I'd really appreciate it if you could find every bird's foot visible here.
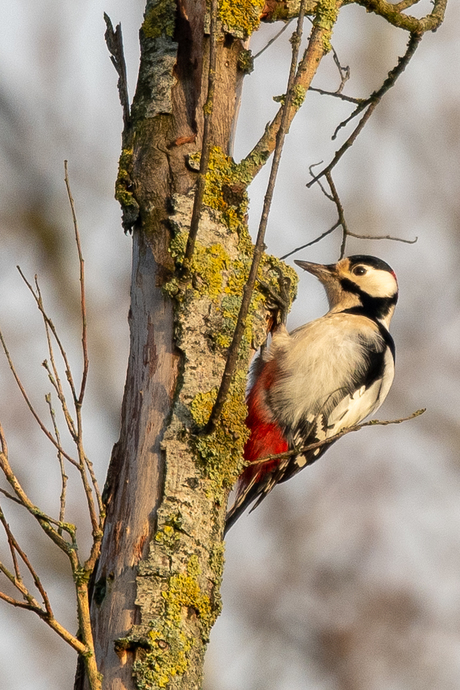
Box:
[258,267,292,331]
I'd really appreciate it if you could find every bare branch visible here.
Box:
[63,163,103,528]
[331,44,350,93]
[308,45,354,100]
[4,517,21,583]
[16,267,78,404]
[0,329,78,467]
[0,507,53,615]
[309,86,361,103]
[0,488,22,506]
[0,575,87,653]
[183,0,218,266]
[280,223,339,261]
[346,230,418,244]
[286,168,418,260]
[0,421,75,548]
[247,408,426,467]
[324,171,350,258]
[206,2,309,434]
[64,161,89,406]
[307,32,422,188]
[45,394,68,528]
[253,19,295,60]
[0,589,42,613]
[42,358,77,442]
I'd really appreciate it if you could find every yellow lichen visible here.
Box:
[190,374,249,499]
[218,0,266,38]
[132,557,215,689]
[315,0,339,52]
[188,146,252,250]
[154,524,180,550]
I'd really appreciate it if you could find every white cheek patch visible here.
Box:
[360,270,397,298]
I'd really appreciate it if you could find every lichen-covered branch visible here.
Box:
[262,0,318,22]
[350,0,447,33]
[0,419,101,689]
[240,0,342,179]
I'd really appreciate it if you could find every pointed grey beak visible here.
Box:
[294,260,336,283]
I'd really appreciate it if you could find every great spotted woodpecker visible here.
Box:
[225,255,398,532]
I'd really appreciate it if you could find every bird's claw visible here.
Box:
[259,267,292,331]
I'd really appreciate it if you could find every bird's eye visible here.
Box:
[352,266,367,276]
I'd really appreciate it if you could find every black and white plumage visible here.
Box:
[225,255,398,532]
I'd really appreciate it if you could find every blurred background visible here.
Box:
[1,2,460,689]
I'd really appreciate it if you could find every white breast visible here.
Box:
[266,312,393,433]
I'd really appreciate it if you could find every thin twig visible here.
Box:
[247,408,426,467]
[81,452,104,528]
[324,172,350,258]
[0,589,42,613]
[64,161,89,406]
[183,0,218,266]
[240,6,339,180]
[0,421,75,547]
[0,508,53,615]
[253,19,294,60]
[16,267,78,402]
[206,2,308,434]
[0,330,78,467]
[0,576,87,653]
[346,230,418,244]
[288,167,418,260]
[4,516,21,583]
[0,487,22,506]
[42,359,77,441]
[280,224,339,261]
[45,394,68,530]
[331,44,350,94]
[307,33,422,189]
[34,271,78,442]
[64,162,103,526]
[309,87,361,104]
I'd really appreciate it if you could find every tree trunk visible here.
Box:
[82,2,258,688]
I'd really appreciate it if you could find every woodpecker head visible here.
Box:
[294,255,398,328]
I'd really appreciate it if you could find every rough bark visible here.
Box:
[80,2,275,689]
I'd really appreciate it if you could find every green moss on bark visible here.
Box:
[142,0,176,39]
